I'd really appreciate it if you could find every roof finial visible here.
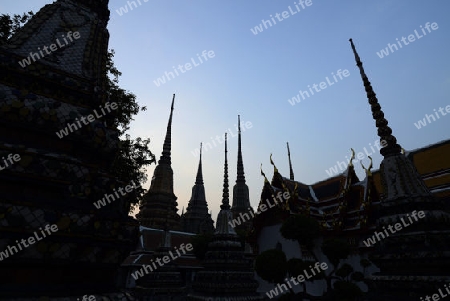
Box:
[270,153,278,173]
[349,39,401,157]
[360,156,373,176]
[236,115,246,184]
[221,133,230,210]
[349,148,355,167]
[238,115,241,133]
[287,142,294,180]
[195,142,203,185]
[260,164,269,183]
[159,94,175,164]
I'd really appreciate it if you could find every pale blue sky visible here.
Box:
[3,0,450,221]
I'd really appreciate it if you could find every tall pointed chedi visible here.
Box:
[232,115,253,230]
[181,143,215,233]
[0,0,140,298]
[188,134,263,300]
[137,94,181,230]
[349,39,450,301]
[287,142,294,180]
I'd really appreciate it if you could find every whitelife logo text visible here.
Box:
[18,31,81,67]
[362,210,425,247]
[55,102,118,139]
[131,243,193,280]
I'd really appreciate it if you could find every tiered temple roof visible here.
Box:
[252,152,380,238]
[121,226,201,297]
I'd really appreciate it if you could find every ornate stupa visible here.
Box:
[231,115,254,232]
[349,39,450,300]
[0,0,139,299]
[137,94,181,230]
[181,143,215,234]
[188,133,263,301]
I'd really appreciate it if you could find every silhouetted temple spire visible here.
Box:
[137,95,180,230]
[232,116,253,226]
[287,142,294,180]
[349,39,449,300]
[236,115,246,183]
[181,142,214,233]
[221,133,230,210]
[159,94,175,165]
[195,143,203,185]
[190,140,261,301]
[349,39,401,157]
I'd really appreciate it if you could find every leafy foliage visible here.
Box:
[350,271,364,282]
[280,214,320,249]
[287,258,325,281]
[1,12,156,214]
[255,249,287,284]
[105,50,156,211]
[333,281,363,301]
[0,12,34,44]
[335,263,353,280]
[360,258,372,275]
[321,238,351,268]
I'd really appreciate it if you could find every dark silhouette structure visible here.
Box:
[0,0,139,298]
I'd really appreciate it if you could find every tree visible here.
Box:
[360,258,372,276]
[0,12,34,44]
[280,215,367,300]
[105,49,156,212]
[287,258,325,299]
[255,249,288,285]
[321,239,364,300]
[1,12,156,214]
[280,214,320,260]
[321,239,351,269]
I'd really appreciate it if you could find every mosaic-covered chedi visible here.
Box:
[0,0,138,299]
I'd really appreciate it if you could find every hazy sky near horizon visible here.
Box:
[3,0,450,223]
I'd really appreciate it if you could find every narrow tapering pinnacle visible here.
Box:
[236,115,246,184]
[349,39,401,157]
[221,133,230,210]
[159,94,175,164]
[287,142,294,180]
[195,142,203,185]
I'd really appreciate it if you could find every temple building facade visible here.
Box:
[250,40,450,300]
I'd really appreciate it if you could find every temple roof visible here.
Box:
[372,138,450,200]
[253,156,378,233]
